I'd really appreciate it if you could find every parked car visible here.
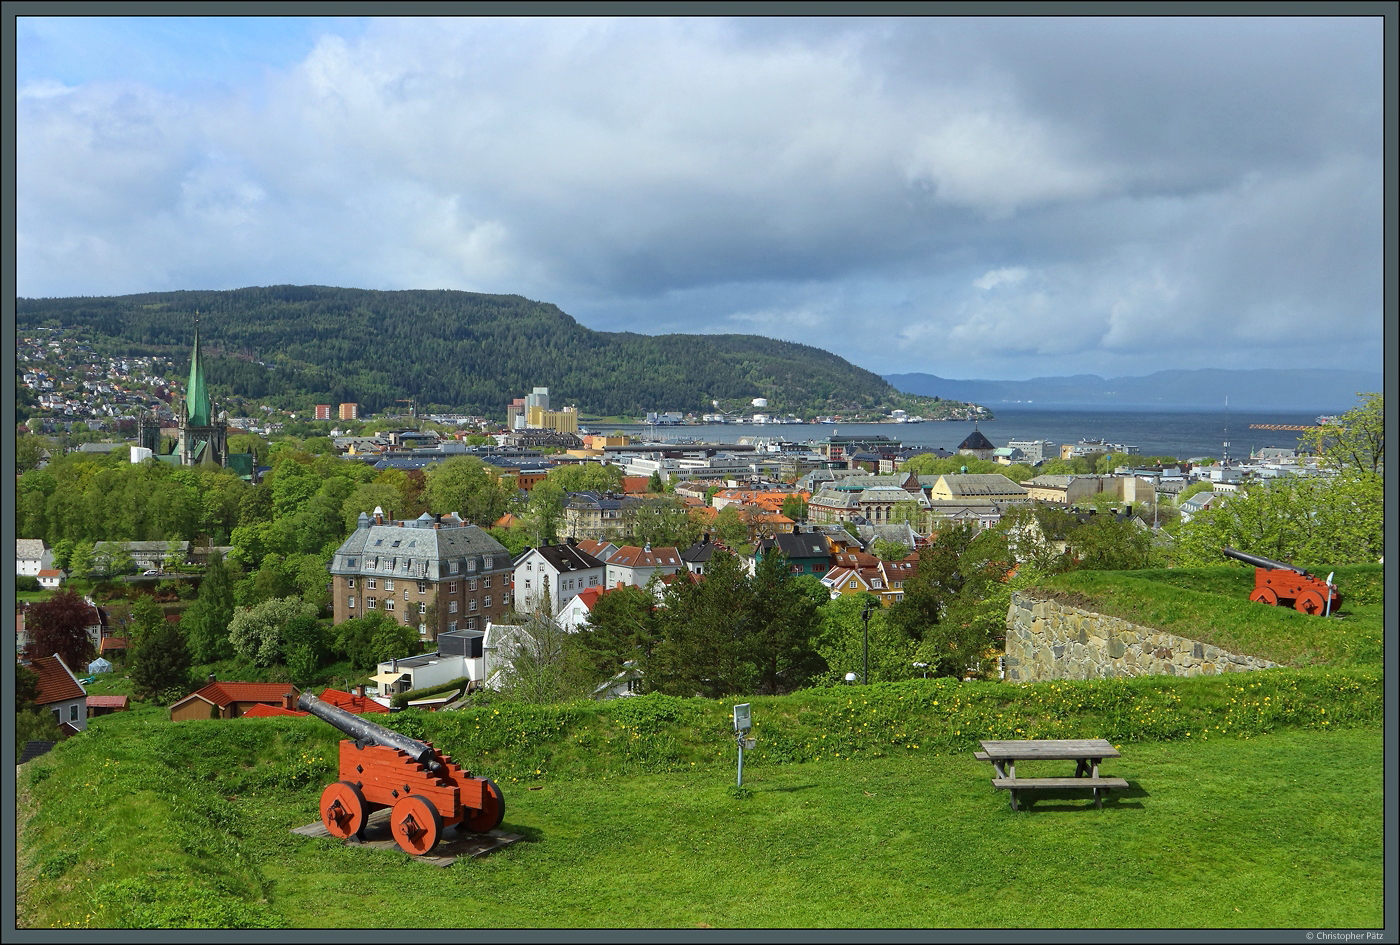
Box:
[142,569,162,576]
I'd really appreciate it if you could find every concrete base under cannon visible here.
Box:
[293,809,523,868]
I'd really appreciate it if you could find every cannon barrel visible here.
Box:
[297,691,442,773]
[1221,546,1310,576]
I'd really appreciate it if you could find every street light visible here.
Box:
[913,661,929,678]
[860,597,875,685]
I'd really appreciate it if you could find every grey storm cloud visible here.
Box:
[15,15,1384,379]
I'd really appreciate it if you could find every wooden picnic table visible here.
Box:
[975,739,1127,811]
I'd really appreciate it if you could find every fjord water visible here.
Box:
[611,405,1331,462]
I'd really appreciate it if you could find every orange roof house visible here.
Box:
[31,654,88,734]
[169,680,299,722]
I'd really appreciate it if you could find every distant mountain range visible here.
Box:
[883,369,1382,412]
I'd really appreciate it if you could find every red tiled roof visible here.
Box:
[86,695,130,709]
[242,703,308,718]
[31,654,85,706]
[620,476,652,494]
[319,687,390,715]
[571,585,605,611]
[37,569,62,578]
[186,681,298,708]
[100,637,129,653]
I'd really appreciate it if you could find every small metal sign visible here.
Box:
[733,703,751,733]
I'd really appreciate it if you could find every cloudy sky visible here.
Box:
[15,15,1385,380]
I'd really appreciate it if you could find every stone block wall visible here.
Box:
[1004,591,1279,683]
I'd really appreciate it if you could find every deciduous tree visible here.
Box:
[26,590,95,670]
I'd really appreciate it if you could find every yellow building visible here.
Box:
[526,404,579,434]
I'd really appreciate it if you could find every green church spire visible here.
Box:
[186,317,212,427]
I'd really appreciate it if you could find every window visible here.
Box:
[484,556,493,569]
[450,560,460,574]
[526,561,532,571]
[347,577,356,588]
[483,575,491,588]
[524,579,531,590]
[589,576,598,586]
[346,557,357,568]
[449,601,458,614]
[385,579,395,591]
[385,599,395,611]
[368,556,377,568]
[71,704,79,722]
[418,602,427,615]
[449,620,458,633]
[466,618,477,631]
[348,596,356,609]
[367,597,378,609]
[367,578,378,590]
[848,580,857,589]
[469,599,478,612]
[447,582,457,594]
[52,709,61,725]
[469,578,478,591]
[872,580,882,589]
[484,596,492,608]
[418,582,427,594]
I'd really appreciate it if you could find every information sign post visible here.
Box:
[733,704,753,787]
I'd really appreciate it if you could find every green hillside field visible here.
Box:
[17,665,1383,930]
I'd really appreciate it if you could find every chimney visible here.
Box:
[283,692,296,711]
[207,672,216,684]
[357,684,366,699]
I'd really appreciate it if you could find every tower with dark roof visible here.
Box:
[956,425,996,461]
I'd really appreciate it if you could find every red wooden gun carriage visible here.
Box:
[299,691,505,855]
[1222,546,1341,616]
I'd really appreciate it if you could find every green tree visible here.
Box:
[523,480,566,546]
[424,456,509,525]
[814,593,917,685]
[495,613,591,704]
[227,596,313,667]
[1301,392,1384,475]
[872,538,912,562]
[548,462,624,494]
[647,470,665,494]
[129,619,192,702]
[745,556,826,694]
[646,549,757,697]
[628,496,701,549]
[184,551,237,663]
[713,505,748,548]
[15,434,47,475]
[780,493,808,522]
[576,585,658,682]
[1067,515,1155,571]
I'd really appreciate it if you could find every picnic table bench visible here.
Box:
[976,739,1128,811]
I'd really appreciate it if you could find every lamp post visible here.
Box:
[860,597,875,685]
[913,661,929,678]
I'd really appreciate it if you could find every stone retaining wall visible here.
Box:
[1004,591,1279,683]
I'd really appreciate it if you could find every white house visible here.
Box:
[604,545,684,589]
[513,543,607,615]
[16,539,49,577]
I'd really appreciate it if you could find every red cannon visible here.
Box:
[299,691,504,855]
[1222,546,1341,616]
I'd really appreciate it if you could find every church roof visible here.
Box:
[186,324,212,427]
[957,429,995,451]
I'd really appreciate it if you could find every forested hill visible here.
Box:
[16,286,959,418]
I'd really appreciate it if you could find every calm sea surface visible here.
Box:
[603,405,1329,462]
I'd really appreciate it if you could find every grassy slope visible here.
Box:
[1029,565,1384,668]
[17,669,1383,930]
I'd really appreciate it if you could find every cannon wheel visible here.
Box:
[391,795,444,856]
[1249,587,1279,606]
[1294,590,1325,615]
[463,778,506,834]
[320,780,368,839]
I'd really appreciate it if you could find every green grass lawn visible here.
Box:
[17,706,1382,930]
[1032,565,1384,668]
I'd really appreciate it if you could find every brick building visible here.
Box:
[329,508,513,641]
